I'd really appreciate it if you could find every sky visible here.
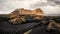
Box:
[0,0,60,14]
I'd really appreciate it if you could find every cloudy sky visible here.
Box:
[0,0,60,14]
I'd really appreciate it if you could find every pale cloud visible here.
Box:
[40,6,60,14]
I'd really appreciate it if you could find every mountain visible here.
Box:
[0,8,44,24]
[9,8,44,18]
[8,8,44,24]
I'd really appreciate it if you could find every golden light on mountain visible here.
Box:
[9,8,44,18]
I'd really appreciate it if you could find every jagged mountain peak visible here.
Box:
[10,8,44,15]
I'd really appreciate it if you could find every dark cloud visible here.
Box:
[30,1,48,9]
[30,0,60,9]
[48,0,60,5]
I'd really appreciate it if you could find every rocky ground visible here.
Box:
[0,15,60,34]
